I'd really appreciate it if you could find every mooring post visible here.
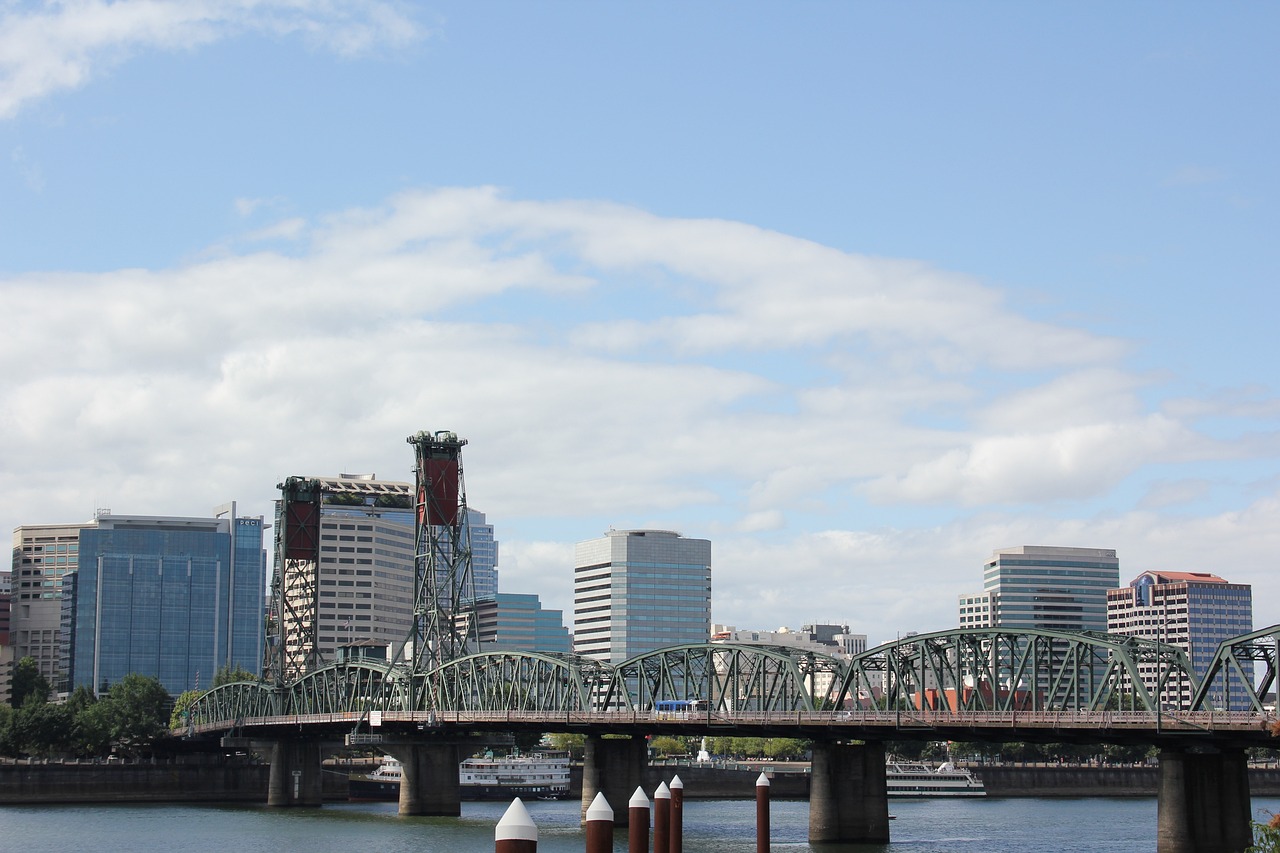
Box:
[654,781,671,853]
[628,786,650,853]
[669,775,684,853]
[584,792,614,853]
[756,771,770,853]
[495,798,537,853]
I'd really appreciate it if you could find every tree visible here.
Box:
[101,674,171,756]
[650,736,688,758]
[764,739,809,761]
[11,696,73,757]
[10,657,49,708]
[170,689,201,731]
[212,664,258,687]
[547,733,585,758]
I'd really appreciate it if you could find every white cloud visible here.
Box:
[1,187,1278,644]
[0,0,427,119]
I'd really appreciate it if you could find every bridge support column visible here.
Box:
[266,739,323,807]
[1157,748,1251,853]
[808,740,890,844]
[390,743,462,816]
[582,735,647,826]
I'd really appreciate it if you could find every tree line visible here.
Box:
[1,658,257,759]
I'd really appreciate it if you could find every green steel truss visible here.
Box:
[1191,623,1280,713]
[597,643,844,715]
[831,628,1199,713]
[181,628,1228,733]
[422,652,600,713]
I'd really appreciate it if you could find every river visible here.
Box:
[1,795,1278,852]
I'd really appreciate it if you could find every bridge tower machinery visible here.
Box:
[407,430,480,674]
[267,476,325,682]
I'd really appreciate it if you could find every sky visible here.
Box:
[2,1,1278,647]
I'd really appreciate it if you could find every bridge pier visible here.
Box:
[266,739,323,807]
[389,742,462,816]
[1157,748,1252,853]
[582,734,647,826]
[808,740,890,844]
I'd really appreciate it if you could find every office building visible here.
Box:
[65,505,266,696]
[276,473,500,669]
[283,475,417,665]
[474,593,570,654]
[12,521,93,686]
[959,545,1119,633]
[467,510,499,602]
[573,529,711,662]
[1108,571,1253,711]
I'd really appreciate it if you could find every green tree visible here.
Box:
[212,664,258,687]
[764,738,809,760]
[170,689,201,731]
[546,733,585,758]
[1249,813,1280,852]
[9,657,50,708]
[0,702,16,756]
[101,674,171,756]
[650,736,688,758]
[11,696,73,757]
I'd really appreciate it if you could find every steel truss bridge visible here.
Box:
[181,624,1280,747]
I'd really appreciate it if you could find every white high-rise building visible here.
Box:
[573,529,711,662]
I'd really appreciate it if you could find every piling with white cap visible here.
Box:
[495,797,537,853]
[628,785,650,853]
[669,775,685,853]
[756,772,771,853]
[584,791,614,853]
[653,781,671,853]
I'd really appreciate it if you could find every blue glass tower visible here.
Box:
[69,506,265,696]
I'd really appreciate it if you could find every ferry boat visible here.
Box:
[349,751,571,802]
[886,761,986,797]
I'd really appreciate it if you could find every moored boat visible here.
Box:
[886,760,986,797]
[349,750,572,802]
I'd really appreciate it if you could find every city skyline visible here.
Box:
[2,4,1279,647]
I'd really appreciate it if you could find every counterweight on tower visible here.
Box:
[407,429,480,671]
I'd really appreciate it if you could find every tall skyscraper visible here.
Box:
[1108,571,1253,710]
[573,529,711,662]
[61,504,266,696]
[959,545,1120,633]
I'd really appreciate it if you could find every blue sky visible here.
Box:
[2,1,1278,644]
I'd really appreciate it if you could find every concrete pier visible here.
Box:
[266,740,323,807]
[390,742,462,816]
[808,740,890,844]
[1157,749,1252,853]
[581,735,647,826]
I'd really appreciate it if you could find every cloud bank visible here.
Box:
[1,187,1276,641]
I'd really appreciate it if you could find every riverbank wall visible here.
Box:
[2,760,1279,804]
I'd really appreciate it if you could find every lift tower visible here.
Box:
[407,430,480,672]
[268,476,325,682]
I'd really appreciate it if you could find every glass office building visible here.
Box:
[475,592,570,654]
[1108,571,1253,710]
[68,506,265,696]
[573,529,712,662]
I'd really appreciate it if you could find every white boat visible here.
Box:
[886,761,986,797]
[459,750,571,800]
[350,751,571,802]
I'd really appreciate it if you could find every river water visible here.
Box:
[2,795,1277,852]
